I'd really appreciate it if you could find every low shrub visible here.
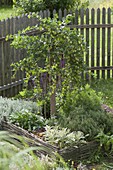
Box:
[57,84,103,117]
[57,85,113,141]
[58,109,113,141]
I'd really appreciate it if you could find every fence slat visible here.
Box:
[53,9,57,17]
[91,8,95,77]
[102,8,106,79]
[107,8,111,78]
[112,14,113,78]
[16,16,22,93]
[58,9,62,20]
[47,9,50,18]
[85,8,89,80]
[1,20,6,97]
[0,21,3,94]
[97,8,101,79]
[64,9,67,18]
[80,8,84,79]
[4,19,11,97]
[10,17,15,96]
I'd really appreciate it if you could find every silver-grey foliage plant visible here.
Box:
[0,96,40,124]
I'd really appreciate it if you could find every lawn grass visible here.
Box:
[0,5,16,20]
[90,78,113,108]
[89,0,113,8]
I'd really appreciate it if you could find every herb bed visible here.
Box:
[1,118,99,162]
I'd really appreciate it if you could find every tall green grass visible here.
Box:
[0,131,48,170]
[0,131,44,170]
[0,131,74,170]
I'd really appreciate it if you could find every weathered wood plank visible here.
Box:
[0,80,24,91]
[10,17,15,97]
[5,18,11,97]
[88,66,113,70]
[64,9,67,18]
[75,9,79,25]
[0,20,3,96]
[1,20,6,97]
[97,8,100,79]
[102,8,106,79]
[80,8,84,79]
[58,9,62,20]
[11,17,18,96]
[107,8,111,78]
[85,8,89,80]
[91,8,95,77]
[69,24,113,29]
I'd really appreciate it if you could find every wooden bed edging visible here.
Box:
[0,119,100,161]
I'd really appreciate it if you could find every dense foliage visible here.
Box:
[9,110,45,131]
[13,0,89,14]
[57,85,113,140]
[10,14,87,116]
[57,84,102,116]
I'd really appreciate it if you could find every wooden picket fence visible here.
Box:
[0,8,113,97]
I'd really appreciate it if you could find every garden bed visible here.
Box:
[1,118,99,162]
[1,118,57,157]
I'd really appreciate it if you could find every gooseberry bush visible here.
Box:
[10,14,87,116]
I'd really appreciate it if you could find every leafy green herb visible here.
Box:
[9,110,45,131]
[44,125,86,149]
